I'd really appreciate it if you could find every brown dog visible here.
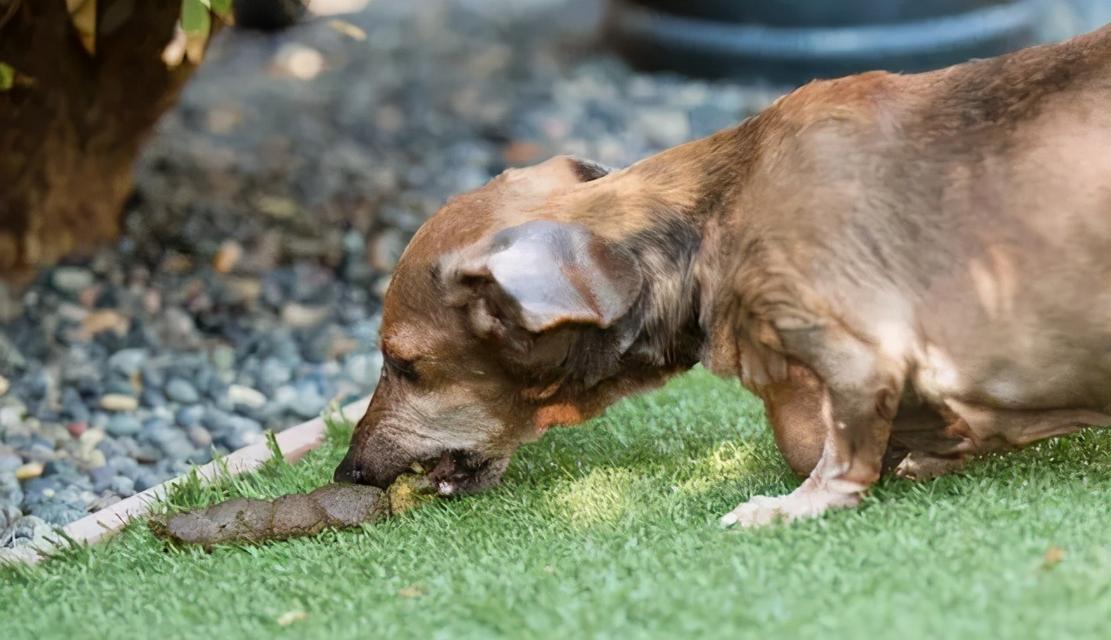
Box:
[334,24,1111,527]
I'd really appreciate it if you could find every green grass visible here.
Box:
[3,369,1110,640]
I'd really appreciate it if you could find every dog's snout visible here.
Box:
[332,449,408,489]
[332,452,363,484]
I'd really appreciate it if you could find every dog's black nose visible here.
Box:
[333,453,363,484]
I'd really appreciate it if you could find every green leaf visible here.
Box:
[210,0,233,20]
[180,0,210,35]
[0,62,13,91]
[67,0,98,55]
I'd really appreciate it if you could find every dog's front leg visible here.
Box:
[722,330,902,528]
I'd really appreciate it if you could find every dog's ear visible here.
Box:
[559,155,610,182]
[499,155,611,195]
[440,220,642,337]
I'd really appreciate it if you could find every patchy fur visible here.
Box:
[338,25,1111,527]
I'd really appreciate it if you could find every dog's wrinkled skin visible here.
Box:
[337,25,1111,526]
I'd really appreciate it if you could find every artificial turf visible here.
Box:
[2,368,1109,639]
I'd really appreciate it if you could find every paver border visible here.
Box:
[2,396,369,566]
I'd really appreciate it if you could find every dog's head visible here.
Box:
[334,155,694,494]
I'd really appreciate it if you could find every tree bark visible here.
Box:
[0,0,202,278]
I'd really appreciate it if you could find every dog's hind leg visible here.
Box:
[893,451,969,480]
[722,328,903,528]
[940,400,1111,451]
[892,402,1111,479]
[887,406,975,480]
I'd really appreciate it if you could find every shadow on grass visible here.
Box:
[12,368,1111,577]
[496,369,1111,533]
[152,367,1111,537]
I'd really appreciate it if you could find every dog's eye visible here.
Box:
[385,354,420,383]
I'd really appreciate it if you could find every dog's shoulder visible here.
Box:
[768,71,906,137]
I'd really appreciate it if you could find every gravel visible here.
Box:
[0,0,780,548]
[1,0,1105,556]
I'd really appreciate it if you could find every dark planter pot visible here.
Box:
[233,0,307,31]
[606,0,1044,84]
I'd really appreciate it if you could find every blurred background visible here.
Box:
[0,0,1109,548]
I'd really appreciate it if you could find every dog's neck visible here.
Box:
[548,121,763,380]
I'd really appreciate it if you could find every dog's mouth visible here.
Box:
[423,449,509,496]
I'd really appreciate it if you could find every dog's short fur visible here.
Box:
[335,24,1111,526]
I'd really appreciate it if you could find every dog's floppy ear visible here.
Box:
[440,220,642,336]
[500,155,611,194]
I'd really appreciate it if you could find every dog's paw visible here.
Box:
[894,451,966,481]
[719,489,860,528]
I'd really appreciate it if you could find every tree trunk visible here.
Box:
[0,0,202,279]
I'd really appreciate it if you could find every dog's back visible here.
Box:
[915,22,1111,138]
[907,25,1111,410]
[732,23,1111,411]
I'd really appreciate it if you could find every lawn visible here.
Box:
[3,369,1109,640]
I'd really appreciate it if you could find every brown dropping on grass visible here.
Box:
[1042,545,1065,569]
[149,474,435,549]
